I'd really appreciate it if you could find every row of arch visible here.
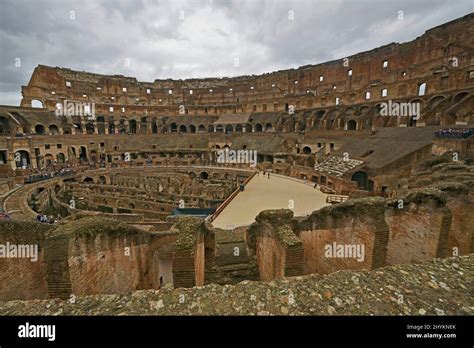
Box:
[4,91,472,136]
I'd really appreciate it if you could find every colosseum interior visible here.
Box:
[0,12,473,318]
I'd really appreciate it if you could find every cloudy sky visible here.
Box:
[0,0,472,105]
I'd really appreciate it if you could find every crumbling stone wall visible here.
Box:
[65,219,160,296]
[0,221,51,301]
[385,189,451,265]
[298,197,388,275]
[249,210,304,281]
[0,217,174,301]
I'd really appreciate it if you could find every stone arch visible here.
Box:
[200,171,209,179]
[265,123,273,132]
[57,153,66,163]
[245,124,252,132]
[179,125,187,133]
[44,154,54,166]
[235,124,243,132]
[302,146,312,154]
[254,123,263,132]
[86,122,95,135]
[31,99,44,108]
[129,119,137,134]
[346,119,357,130]
[170,123,178,132]
[15,150,30,168]
[0,116,11,135]
[48,124,59,135]
[207,125,214,132]
[225,125,233,134]
[83,177,94,184]
[96,116,106,134]
[98,176,107,184]
[79,146,88,160]
[35,124,46,134]
[351,171,368,190]
[189,124,196,133]
[453,91,470,104]
[324,110,339,130]
[119,119,128,134]
[215,124,224,133]
[427,95,446,109]
[198,124,206,132]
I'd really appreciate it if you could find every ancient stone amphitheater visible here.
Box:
[0,14,473,315]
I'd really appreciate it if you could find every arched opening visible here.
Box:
[98,175,107,184]
[351,171,368,190]
[129,120,137,134]
[129,202,135,209]
[109,123,115,134]
[57,153,66,164]
[189,125,196,133]
[302,146,312,154]
[225,125,233,134]
[152,123,158,134]
[207,125,214,132]
[265,123,273,132]
[0,116,11,135]
[179,125,187,133]
[347,119,357,130]
[245,124,252,132]
[254,123,263,132]
[170,123,178,133]
[31,99,43,108]
[83,177,94,184]
[90,150,98,162]
[198,124,206,132]
[73,123,83,133]
[79,146,88,160]
[453,92,469,104]
[86,123,95,134]
[44,154,54,166]
[200,171,209,179]
[428,95,445,109]
[0,151,7,164]
[15,150,30,169]
[96,116,105,134]
[35,124,45,135]
[418,82,427,96]
[215,124,224,133]
[235,124,243,132]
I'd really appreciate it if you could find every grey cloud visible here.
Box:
[0,0,472,105]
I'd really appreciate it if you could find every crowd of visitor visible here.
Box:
[36,213,60,224]
[434,128,473,139]
[25,168,77,183]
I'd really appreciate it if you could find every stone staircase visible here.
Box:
[44,235,73,300]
